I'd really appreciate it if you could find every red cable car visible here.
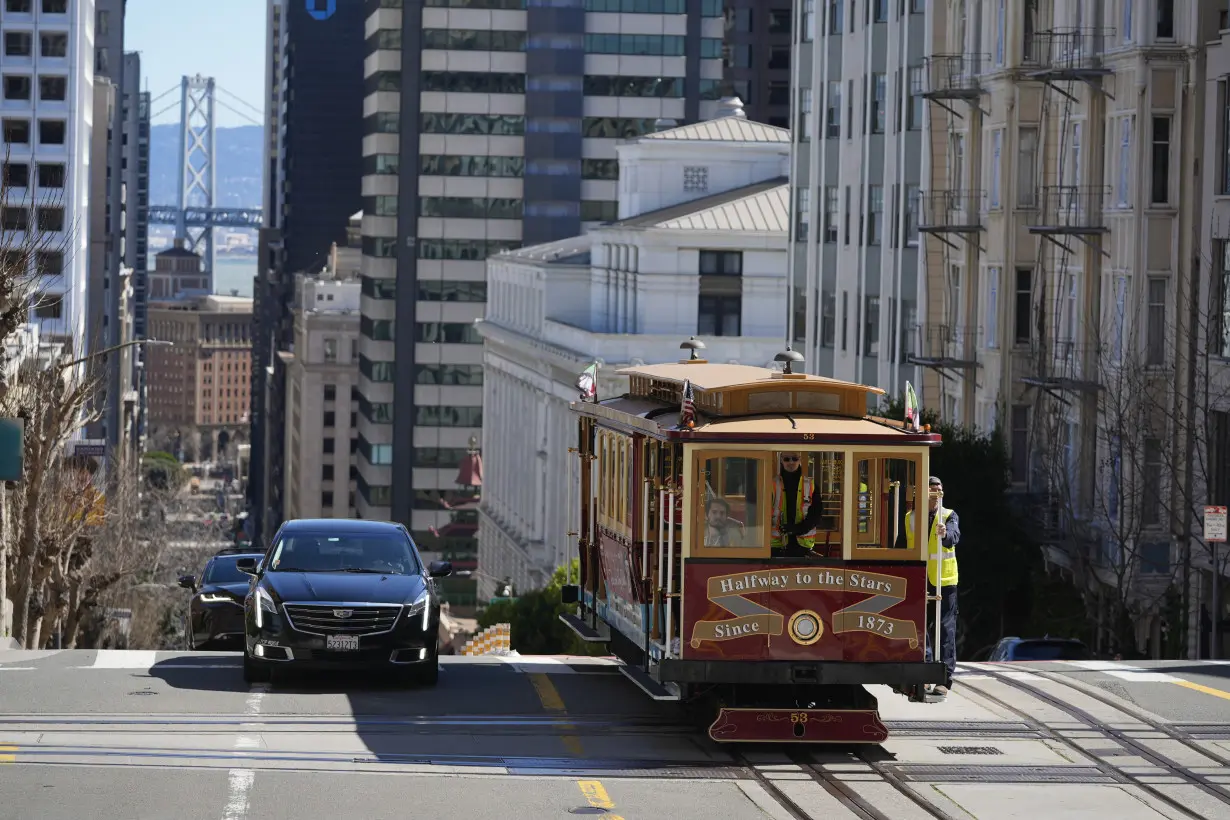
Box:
[561,341,947,744]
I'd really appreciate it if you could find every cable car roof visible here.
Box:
[616,362,885,396]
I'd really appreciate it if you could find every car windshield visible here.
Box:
[203,557,255,585]
[1011,640,1091,661]
[266,532,420,575]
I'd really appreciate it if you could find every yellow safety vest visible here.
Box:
[906,508,957,587]
[772,475,816,548]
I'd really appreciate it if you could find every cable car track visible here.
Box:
[957,667,1230,819]
[730,748,956,820]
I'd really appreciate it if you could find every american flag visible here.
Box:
[680,379,696,428]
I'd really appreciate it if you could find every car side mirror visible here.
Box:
[428,560,452,578]
[177,575,196,589]
[236,558,259,575]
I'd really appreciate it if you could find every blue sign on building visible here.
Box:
[306,0,335,20]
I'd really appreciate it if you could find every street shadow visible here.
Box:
[1157,663,1230,682]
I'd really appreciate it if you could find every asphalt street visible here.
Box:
[1,650,1229,819]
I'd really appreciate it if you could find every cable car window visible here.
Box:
[697,454,766,554]
[851,454,921,554]
[770,451,843,556]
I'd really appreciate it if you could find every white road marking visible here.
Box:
[1104,671,1183,683]
[1062,661,1147,672]
[222,682,268,820]
[90,650,158,669]
[0,667,34,671]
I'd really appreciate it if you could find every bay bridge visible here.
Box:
[145,74,264,274]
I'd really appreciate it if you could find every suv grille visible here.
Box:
[283,604,401,635]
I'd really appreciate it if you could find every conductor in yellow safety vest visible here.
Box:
[905,475,960,695]
[771,452,828,557]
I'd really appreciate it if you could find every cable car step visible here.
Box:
[618,664,681,701]
[558,613,610,643]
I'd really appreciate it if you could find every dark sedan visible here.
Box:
[178,551,263,650]
[238,519,450,686]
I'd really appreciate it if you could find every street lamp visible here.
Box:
[58,338,173,370]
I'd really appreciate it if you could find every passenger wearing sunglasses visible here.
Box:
[770,452,825,557]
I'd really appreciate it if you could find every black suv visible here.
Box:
[179,550,265,650]
[238,518,451,685]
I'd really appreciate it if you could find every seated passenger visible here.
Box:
[703,497,745,547]
[771,452,833,557]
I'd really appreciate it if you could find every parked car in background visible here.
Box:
[984,636,1093,662]
[178,549,264,650]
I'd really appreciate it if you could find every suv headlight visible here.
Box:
[253,586,277,628]
[199,592,233,604]
[405,591,430,630]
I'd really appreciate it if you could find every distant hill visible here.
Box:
[150,124,263,210]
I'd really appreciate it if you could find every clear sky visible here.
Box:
[123,0,266,129]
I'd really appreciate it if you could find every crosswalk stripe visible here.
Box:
[91,650,159,669]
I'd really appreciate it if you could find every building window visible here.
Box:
[870,74,885,134]
[38,76,66,102]
[42,0,67,12]
[1018,126,1039,206]
[863,296,880,356]
[985,267,999,349]
[699,250,742,275]
[867,185,882,245]
[1151,116,1170,205]
[1146,276,1166,365]
[822,292,835,347]
[995,0,1005,65]
[1142,437,1163,525]
[3,75,31,101]
[418,280,487,302]
[421,28,527,51]
[843,186,851,244]
[416,406,483,427]
[1010,405,1029,481]
[40,33,67,58]
[1219,241,1230,359]
[799,88,812,138]
[990,129,1002,207]
[323,339,338,362]
[415,322,483,344]
[32,293,61,320]
[1117,115,1134,207]
[4,0,31,12]
[698,294,741,337]
[796,188,810,240]
[38,120,65,145]
[37,163,64,188]
[904,185,919,245]
[2,163,28,188]
[828,0,843,35]
[1014,268,1032,344]
[2,119,30,143]
[1123,0,1134,42]
[1156,0,1174,39]
[1112,274,1128,363]
[824,186,838,243]
[907,67,923,129]
[4,32,31,57]
[826,81,841,138]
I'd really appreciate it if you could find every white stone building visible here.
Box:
[476,103,792,598]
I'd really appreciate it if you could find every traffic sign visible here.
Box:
[1204,505,1227,543]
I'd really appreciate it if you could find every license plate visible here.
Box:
[326,635,359,651]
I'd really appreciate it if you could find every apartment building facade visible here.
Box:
[722,0,793,127]
[789,0,927,403]
[356,0,727,574]
[0,0,94,349]
[914,0,1215,655]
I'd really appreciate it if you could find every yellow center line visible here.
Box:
[0,744,16,764]
[528,672,585,757]
[1173,679,1230,702]
[577,780,626,820]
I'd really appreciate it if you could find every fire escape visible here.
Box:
[1016,24,1115,564]
[911,53,988,391]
